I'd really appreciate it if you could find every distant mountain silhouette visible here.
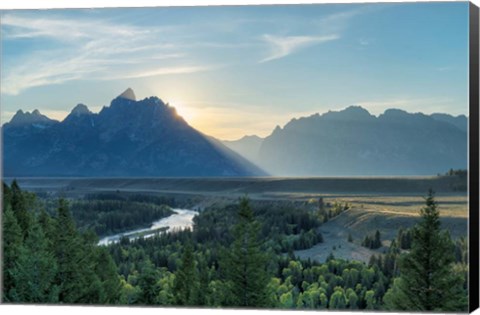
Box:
[223,135,264,164]
[9,109,58,127]
[431,113,467,132]
[3,89,266,177]
[224,106,467,176]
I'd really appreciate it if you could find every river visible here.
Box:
[98,209,198,246]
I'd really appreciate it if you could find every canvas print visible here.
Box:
[1,2,478,312]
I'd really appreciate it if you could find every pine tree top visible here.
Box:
[238,196,254,222]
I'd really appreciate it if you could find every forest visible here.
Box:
[1,180,469,311]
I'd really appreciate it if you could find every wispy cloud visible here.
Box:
[315,9,362,33]
[1,6,379,94]
[259,34,339,63]
[358,38,370,46]
[1,14,149,40]
[257,7,371,63]
[108,65,217,80]
[436,66,455,72]
[1,14,214,95]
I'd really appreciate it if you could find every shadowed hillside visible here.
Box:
[3,89,265,177]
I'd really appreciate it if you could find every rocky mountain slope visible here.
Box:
[3,88,265,177]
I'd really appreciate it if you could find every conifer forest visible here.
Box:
[1,180,468,311]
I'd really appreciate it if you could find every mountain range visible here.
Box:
[3,89,467,177]
[3,89,264,177]
[223,106,467,176]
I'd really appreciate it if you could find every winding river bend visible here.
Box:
[98,209,198,246]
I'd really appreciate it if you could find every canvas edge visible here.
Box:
[469,1,480,313]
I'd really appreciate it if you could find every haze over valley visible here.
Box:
[3,88,467,177]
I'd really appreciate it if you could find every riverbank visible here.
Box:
[98,208,198,246]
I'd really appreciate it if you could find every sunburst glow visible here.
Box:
[168,99,197,124]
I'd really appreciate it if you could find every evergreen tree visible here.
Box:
[156,269,176,305]
[195,255,210,305]
[373,230,381,248]
[53,199,100,303]
[362,235,372,248]
[2,204,23,302]
[38,208,56,251]
[397,228,413,249]
[94,247,122,304]
[2,182,12,211]
[224,197,270,307]
[383,190,467,311]
[9,218,59,303]
[137,260,160,305]
[362,230,381,249]
[10,180,32,238]
[364,290,376,309]
[174,241,199,305]
[3,186,122,305]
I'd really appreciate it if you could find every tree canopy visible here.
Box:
[384,190,468,311]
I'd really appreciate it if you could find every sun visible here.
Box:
[168,99,196,123]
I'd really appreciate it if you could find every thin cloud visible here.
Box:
[315,5,380,34]
[109,65,216,80]
[316,9,361,33]
[436,66,454,72]
[359,38,370,46]
[1,14,211,95]
[2,7,378,94]
[1,14,149,41]
[259,34,339,63]
[257,7,372,64]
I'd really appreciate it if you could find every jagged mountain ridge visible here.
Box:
[3,89,266,177]
[8,109,58,127]
[223,106,467,176]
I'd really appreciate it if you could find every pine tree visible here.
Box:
[224,197,270,307]
[364,290,376,309]
[9,218,59,303]
[373,230,381,248]
[53,199,100,303]
[38,208,56,251]
[174,241,199,305]
[2,182,12,212]
[94,247,122,304]
[195,255,210,306]
[347,233,353,243]
[137,260,160,305]
[2,204,23,302]
[383,190,467,311]
[10,180,32,238]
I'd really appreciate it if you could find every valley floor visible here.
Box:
[11,176,468,264]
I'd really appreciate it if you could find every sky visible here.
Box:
[0,2,470,140]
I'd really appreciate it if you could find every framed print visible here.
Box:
[1,1,479,313]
